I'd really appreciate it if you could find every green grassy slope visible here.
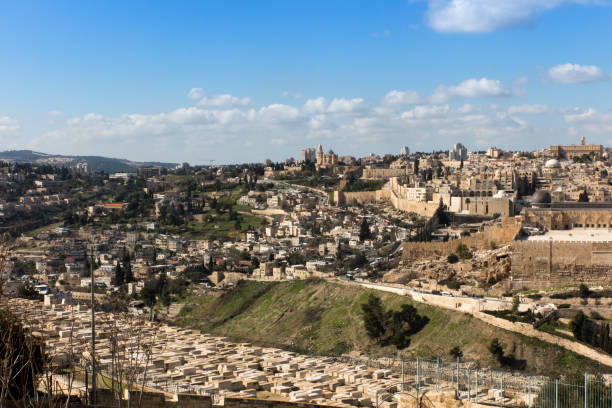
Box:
[173,279,604,376]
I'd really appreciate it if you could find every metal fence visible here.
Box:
[364,357,612,408]
[48,355,612,408]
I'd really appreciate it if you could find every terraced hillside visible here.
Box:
[173,279,604,375]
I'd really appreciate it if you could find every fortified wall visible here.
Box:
[333,178,439,217]
[361,167,410,179]
[402,217,522,262]
[510,240,612,289]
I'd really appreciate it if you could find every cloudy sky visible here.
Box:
[1,0,612,164]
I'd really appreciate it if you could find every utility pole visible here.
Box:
[90,248,96,406]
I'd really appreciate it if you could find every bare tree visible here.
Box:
[0,307,44,407]
[99,313,159,408]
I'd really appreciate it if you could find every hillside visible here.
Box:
[0,150,177,173]
[173,279,603,376]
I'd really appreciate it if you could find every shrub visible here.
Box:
[456,243,472,260]
[579,284,590,299]
[557,304,570,309]
[361,294,428,349]
[447,253,459,264]
[449,346,463,359]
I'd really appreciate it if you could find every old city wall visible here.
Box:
[333,178,439,217]
[402,217,522,262]
[511,240,612,289]
[386,193,439,217]
[333,190,378,205]
[361,167,409,179]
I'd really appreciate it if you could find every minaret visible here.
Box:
[581,135,585,146]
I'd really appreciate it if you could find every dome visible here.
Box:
[531,190,551,204]
[545,159,561,168]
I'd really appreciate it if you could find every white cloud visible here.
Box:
[546,63,609,84]
[187,88,204,100]
[507,104,550,115]
[256,104,301,124]
[430,77,518,103]
[29,86,589,162]
[197,93,252,108]
[562,107,612,133]
[0,116,21,134]
[513,74,529,86]
[426,0,600,33]
[457,104,476,114]
[47,110,62,117]
[0,116,23,149]
[401,104,450,120]
[327,98,368,114]
[303,97,329,114]
[382,90,422,106]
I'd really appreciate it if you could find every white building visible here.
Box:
[449,143,468,161]
[301,148,315,163]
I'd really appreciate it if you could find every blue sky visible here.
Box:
[1,1,612,164]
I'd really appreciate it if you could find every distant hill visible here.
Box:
[0,150,177,173]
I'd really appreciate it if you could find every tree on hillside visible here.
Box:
[579,283,590,299]
[579,189,590,202]
[570,310,590,342]
[361,294,428,349]
[123,252,134,283]
[434,201,449,226]
[449,346,463,359]
[361,294,388,339]
[112,262,124,287]
[359,217,372,241]
[488,338,504,361]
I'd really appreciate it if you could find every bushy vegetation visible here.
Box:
[488,338,526,370]
[446,253,459,264]
[0,309,45,401]
[455,243,473,260]
[569,311,612,353]
[342,179,384,192]
[361,294,428,349]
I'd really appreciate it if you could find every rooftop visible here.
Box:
[527,229,612,242]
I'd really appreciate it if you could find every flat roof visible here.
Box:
[527,229,612,242]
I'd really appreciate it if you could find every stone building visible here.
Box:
[550,136,603,159]
[316,144,338,168]
[300,148,315,163]
[522,201,612,230]
[449,143,467,161]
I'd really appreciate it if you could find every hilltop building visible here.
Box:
[449,143,467,161]
[316,144,338,167]
[138,166,162,178]
[301,148,315,163]
[550,136,603,159]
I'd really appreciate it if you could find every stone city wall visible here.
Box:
[333,189,439,217]
[510,240,612,289]
[402,217,522,262]
[361,167,409,179]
